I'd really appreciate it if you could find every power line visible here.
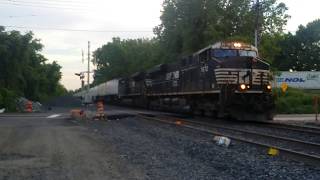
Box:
[0,1,90,11]
[0,3,85,11]
[2,25,154,33]
[22,0,91,4]
[1,14,37,18]
[8,0,91,5]
[3,0,89,8]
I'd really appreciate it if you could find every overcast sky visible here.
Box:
[1,0,319,90]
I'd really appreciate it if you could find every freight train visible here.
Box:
[75,41,275,121]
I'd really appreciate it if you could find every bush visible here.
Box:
[0,88,18,112]
[274,88,319,114]
[0,93,3,107]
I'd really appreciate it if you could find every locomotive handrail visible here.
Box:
[254,57,270,66]
[211,57,223,65]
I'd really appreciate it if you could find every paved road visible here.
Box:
[0,113,144,180]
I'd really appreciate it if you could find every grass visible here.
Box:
[274,88,320,114]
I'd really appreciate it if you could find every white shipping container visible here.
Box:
[97,83,107,96]
[274,71,320,89]
[104,79,119,96]
[94,79,119,96]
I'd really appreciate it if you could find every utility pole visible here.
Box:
[87,41,90,92]
[82,49,84,63]
[254,0,261,48]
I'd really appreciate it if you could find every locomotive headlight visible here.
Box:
[234,43,242,48]
[240,84,247,91]
[266,85,272,91]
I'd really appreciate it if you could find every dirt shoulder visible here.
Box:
[0,115,145,180]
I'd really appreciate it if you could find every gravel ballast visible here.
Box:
[80,116,320,180]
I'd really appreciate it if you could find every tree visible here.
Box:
[93,0,290,84]
[259,32,286,64]
[0,27,67,110]
[273,19,320,71]
[92,38,161,85]
[155,0,289,61]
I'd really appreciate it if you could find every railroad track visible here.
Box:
[137,113,320,166]
[193,119,320,144]
[262,122,320,136]
[154,111,320,136]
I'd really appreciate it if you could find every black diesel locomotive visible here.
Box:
[77,41,274,121]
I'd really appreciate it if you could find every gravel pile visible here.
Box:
[81,117,320,180]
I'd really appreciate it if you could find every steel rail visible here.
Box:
[137,114,320,166]
[262,122,320,135]
[168,117,320,155]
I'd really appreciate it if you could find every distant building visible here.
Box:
[274,71,320,89]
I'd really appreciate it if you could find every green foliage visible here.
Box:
[261,0,290,34]
[0,88,18,111]
[93,0,290,84]
[155,0,289,61]
[274,88,319,114]
[259,33,286,64]
[0,27,67,110]
[273,19,320,71]
[93,38,162,85]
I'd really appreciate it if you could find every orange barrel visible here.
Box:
[26,101,33,113]
[70,109,84,119]
[95,101,105,120]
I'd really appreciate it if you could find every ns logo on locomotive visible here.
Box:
[75,41,275,121]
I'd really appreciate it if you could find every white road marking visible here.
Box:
[47,114,61,118]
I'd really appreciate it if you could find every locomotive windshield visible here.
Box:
[212,49,237,58]
[212,49,257,58]
[239,50,257,57]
